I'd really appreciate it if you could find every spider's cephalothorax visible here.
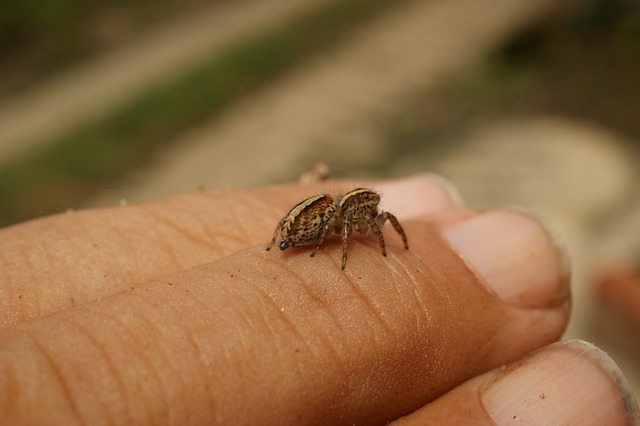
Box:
[266,188,409,269]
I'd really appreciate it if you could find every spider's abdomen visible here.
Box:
[280,195,336,248]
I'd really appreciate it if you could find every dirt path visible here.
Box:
[92,0,559,205]
[0,0,332,161]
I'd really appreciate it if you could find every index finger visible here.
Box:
[0,174,460,329]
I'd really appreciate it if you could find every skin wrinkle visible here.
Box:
[400,226,508,395]
[417,232,470,346]
[0,249,19,327]
[160,197,253,256]
[245,276,313,352]
[272,280,369,419]
[238,188,297,228]
[320,245,345,273]
[207,230,249,250]
[239,251,395,406]
[25,332,83,425]
[88,214,154,282]
[134,312,189,424]
[523,308,567,347]
[98,208,190,278]
[74,288,211,419]
[45,312,128,424]
[294,271,349,346]
[426,272,458,347]
[182,330,217,422]
[262,223,482,406]
[338,244,400,341]
[256,253,375,389]
[27,235,49,320]
[62,219,100,290]
[295,291,353,378]
[205,277,308,409]
[166,282,252,413]
[194,192,271,253]
[207,327,261,424]
[136,205,192,269]
[388,256,435,338]
[241,256,328,357]
[369,256,453,391]
[48,316,122,424]
[314,247,408,374]
[190,207,229,255]
[69,300,181,423]
[0,347,22,420]
[143,204,213,247]
[187,259,333,423]
[317,329,352,381]
[467,321,510,372]
[217,192,270,249]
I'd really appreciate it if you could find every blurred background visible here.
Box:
[1,0,639,396]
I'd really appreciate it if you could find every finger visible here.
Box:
[392,340,639,425]
[0,174,461,328]
[0,208,569,424]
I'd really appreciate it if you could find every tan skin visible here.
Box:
[0,179,577,424]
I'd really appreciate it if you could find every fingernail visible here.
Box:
[377,173,464,219]
[482,340,640,425]
[441,209,570,308]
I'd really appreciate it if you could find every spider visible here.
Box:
[266,188,409,269]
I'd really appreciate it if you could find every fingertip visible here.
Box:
[376,173,464,218]
[395,340,639,426]
[482,340,639,426]
[441,209,570,310]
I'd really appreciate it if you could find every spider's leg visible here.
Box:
[266,217,285,251]
[367,215,387,256]
[378,211,409,249]
[310,217,335,257]
[340,215,353,269]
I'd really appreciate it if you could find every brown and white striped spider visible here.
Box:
[266,188,409,269]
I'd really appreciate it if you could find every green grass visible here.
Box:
[0,0,407,226]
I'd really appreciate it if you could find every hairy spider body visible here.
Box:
[271,195,336,251]
[266,188,409,269]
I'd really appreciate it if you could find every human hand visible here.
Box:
[0,175,637,425]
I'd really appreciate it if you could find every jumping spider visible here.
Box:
[266,188,409,269]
